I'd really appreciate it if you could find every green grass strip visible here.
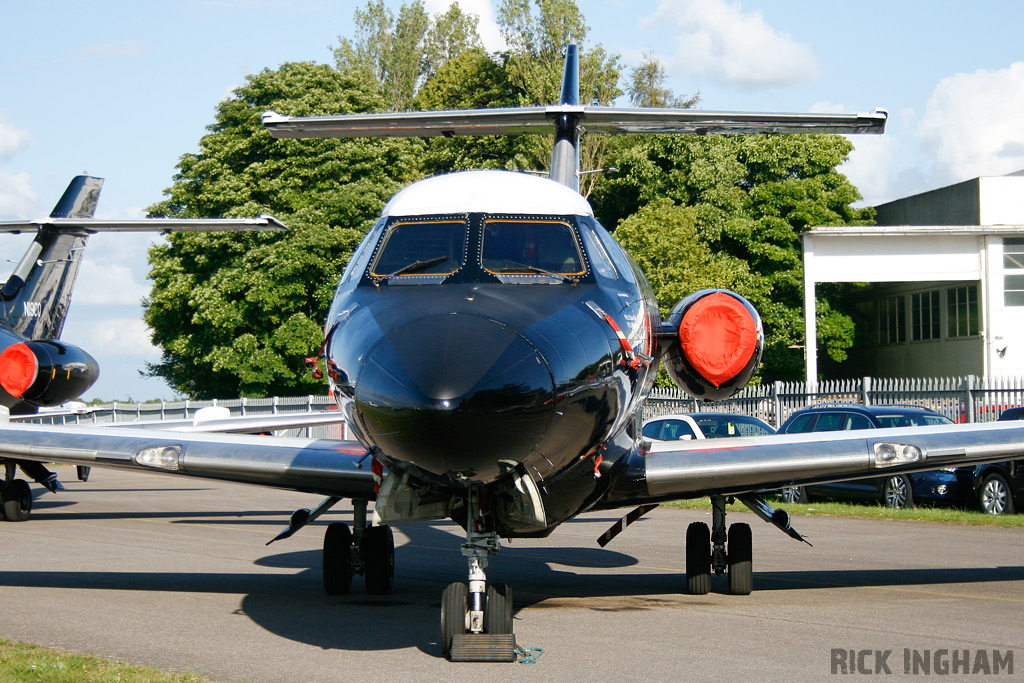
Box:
[665,497,1024,527]
[0,638,219,683]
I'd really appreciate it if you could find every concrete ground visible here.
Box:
[1,467,1022,681]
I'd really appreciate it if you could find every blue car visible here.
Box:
[777,404,972,509]
[971,407,1024,514]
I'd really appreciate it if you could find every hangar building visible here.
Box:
[800,171,1024,383]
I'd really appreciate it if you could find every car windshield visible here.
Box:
[369,219,467,279]
[875,413,952,427]
[481,219,584,277]
[693,415,773,438]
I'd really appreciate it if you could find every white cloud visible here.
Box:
[0,169,37,217]
[77,317,158,356]
[916,62,1024,184]
[423,0,506,53]
[643,0,819,90]
[0,116,34,160]
[74,228,159,306]
[842,135,896,207]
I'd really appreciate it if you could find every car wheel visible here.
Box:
[780,486,807,504]
[882,475,914,509]
[979,473,1015,515]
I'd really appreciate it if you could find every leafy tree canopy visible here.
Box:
[145,0,874,398]
[144,62,422,398]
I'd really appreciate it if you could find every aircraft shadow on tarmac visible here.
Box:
[1,517,1022,658]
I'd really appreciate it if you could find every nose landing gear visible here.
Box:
[440,487,516,662]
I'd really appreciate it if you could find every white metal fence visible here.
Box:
[26,375,1024,432]
[644,375,1024,428]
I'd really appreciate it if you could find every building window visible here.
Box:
[947,285,979,337]
[878,295,905,344]
[1006,238,1024,306]
[911,290,940,340]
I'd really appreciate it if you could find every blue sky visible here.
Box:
[2,0,1023,400]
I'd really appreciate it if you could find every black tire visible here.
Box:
[361,525,395,595]
[484,584,513,635]
[2,479,32,522]
[882,474,914,509]
[727,522,753,595]
[780,486,808,504]
[685,521,711,595]
[323,523,353,596]
[979,473,1015,515]
[76,466,91,482]
[440,582,468,657]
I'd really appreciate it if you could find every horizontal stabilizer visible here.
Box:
[0,215,287,234]
[262,106,887,140]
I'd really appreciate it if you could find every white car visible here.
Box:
[642,413,775,441]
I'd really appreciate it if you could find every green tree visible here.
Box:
[627,52,699,109]
[334,0,430,111]
[144,62,422,398]
[496,0,621,196]
[423,2,484,82]
[593,133,873,381]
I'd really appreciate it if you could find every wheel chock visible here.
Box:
[449,634,517,662]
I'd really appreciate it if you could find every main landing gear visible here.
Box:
[440,487,516,662]
[321,499,396,596]
[685,494,753,595]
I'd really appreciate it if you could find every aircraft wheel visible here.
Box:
[77,466,91,482]
[440,581,468,657]
[2,479,32,522]
[727,522,753,595]
[361,524,395,595]
[484,584,513,634]
[685,521,711,595]
[323,522,353,595]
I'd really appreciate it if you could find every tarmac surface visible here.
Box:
[1,467,1022,682]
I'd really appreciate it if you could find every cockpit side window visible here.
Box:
[578,220,618,281]
[369,219,467,278]
[481,219,585,276]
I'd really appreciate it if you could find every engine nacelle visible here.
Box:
[661,289,763,401]
[0,340,100,407]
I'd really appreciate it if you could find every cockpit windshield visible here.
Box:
[481,219,584,276]
[369,220,467,279]
[363,215,588,285]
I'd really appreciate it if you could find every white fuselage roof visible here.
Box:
[381,170,595,218]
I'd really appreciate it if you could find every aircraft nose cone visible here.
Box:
[352,313,555,485]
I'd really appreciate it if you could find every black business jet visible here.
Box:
[2,47,1024,662]
[0,175,285,518]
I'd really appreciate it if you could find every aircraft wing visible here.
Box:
[0,422,374,499]
[262,107,887,139]
[632,421,1024,502]
[0,215,287,233]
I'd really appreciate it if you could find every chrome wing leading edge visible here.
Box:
[261,107,887,139]
[0,422,375,499]
[634,421,1024,501]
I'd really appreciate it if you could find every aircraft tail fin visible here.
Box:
[0,175,103,340]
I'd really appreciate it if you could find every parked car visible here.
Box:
[642,413,775,442]
[971,407,1024,514]
[776,404,972,509]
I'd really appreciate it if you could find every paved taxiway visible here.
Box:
[1,467,1022,681]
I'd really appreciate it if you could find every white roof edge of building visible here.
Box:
[804,225,1024,236]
